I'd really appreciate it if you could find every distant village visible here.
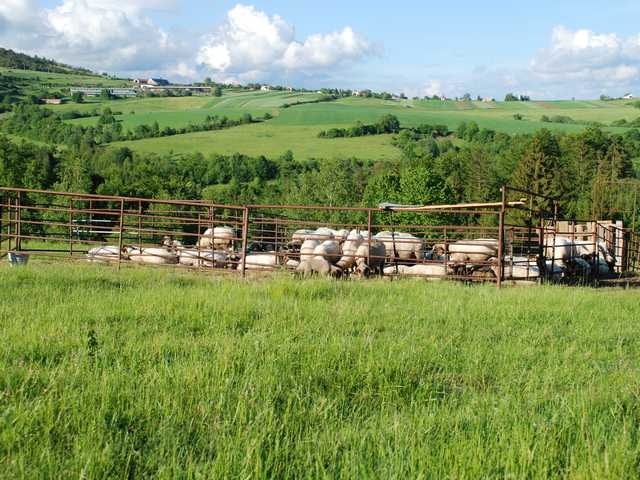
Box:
[46,74,635,105]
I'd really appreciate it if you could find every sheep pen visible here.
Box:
[2,186,640,287]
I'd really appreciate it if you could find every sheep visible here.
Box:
[238,253,280,271]
[296,240,343,277]
[179,249,228,268]
[374,231,424,262]
[383,264,448,278]
[336,230,365,270]
[197,226,235,250]
[86,246,126,263]
[446,239,498,264]
[289,229,316,247]
[545,236,614,276]
[127,246,178,265]
[354,241,386,276]
[300,239,321,261]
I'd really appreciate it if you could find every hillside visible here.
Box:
[0,47,95,76]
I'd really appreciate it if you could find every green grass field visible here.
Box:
[2,263,640,478]
[0,67,129,94]
[106,94,637,159]
[4,66,640,159]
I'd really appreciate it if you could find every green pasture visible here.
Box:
[113,122,400,160]
[1,263,640,478]
[0,67,128,93]
[105,94,636,159]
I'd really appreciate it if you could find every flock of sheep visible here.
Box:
[86,224,617,282]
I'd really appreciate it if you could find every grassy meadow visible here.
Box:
[2,263,640,478]
[106,94,637,160]
[3,65,640,159]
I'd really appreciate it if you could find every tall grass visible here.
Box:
[1,264,639,478]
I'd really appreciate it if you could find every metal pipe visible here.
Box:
[240,207,250,278]
[497,186,506,288]
[16,192,22,251]
[117,199,125,270]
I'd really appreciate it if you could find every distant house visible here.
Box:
[260,85,271,92]
[134,79,149,86]
[482,97,495,103]
[623,93,634,100]
[148,78,170,86]
[43,98,63,105]
[352,90,361,97]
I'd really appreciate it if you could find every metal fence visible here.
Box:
[2,186,640,286]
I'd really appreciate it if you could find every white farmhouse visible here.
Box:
[623,93,634,100]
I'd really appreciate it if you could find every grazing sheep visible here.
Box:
[336,230,365,270]
[374,231,424,262]
[354,241,386,276]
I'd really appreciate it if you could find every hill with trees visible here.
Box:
[0,48,96,76]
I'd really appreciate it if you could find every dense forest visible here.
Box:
[1,102,640,226]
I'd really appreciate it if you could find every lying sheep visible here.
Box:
[179,249,228,268]
[86,246,125,263]
[127,247,178,265]
[383,264,448,278]
[238,253,280,271]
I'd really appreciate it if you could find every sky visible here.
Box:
[1,0,639,99]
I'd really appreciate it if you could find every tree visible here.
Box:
[378,114,400,134]
[504,93,519,102]
[100,89,112,100]
[71,91,84,103]
[462,93,472,102]
[214,85,222,97]
[510,129,565,217]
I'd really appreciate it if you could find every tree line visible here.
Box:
[2,120,639,226]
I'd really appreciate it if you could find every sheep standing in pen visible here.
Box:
[197,226,235,251]
[374,231,424,262]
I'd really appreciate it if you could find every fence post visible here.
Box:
[117,199,125,271]
[68,197,74,257]
[0,193,5,257]
[16,192,22,251]
[137,201,143,247]
[240,207,250,278]
[497,186,507,288]
[367,209,373,271]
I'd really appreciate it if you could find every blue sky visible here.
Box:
[3,0,640,99]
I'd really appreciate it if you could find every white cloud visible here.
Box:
[530,26,640,87]
[422,80,443,97]
[0,0,180,72]
[196,4,377,81]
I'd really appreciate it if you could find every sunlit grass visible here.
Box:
[1,263,639,478]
